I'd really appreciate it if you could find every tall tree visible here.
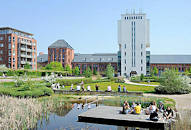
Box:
[153,66,158,76]
[73,66,80,76]
[83,67,92,78]
[105,64,114,79]
[65,64,72,76]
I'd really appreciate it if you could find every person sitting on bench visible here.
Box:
[163,106,173,119]
[106,86,112,92]
[76,85,81,91]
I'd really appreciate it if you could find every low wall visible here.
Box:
[53,89,143,96]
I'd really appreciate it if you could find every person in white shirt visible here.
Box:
[76,85,81,91]
[70,84,74,90]
[107,86,112,92]
[87,86,91,91]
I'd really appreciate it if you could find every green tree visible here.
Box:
[155,69,191,94]
[153,67,158,76]
[83,67,92,78]
[73,66,80,76]
[185,68,189,76]
[140,74,144,81]
[44,62,63,71]
[105,64,114,79]
[93,68,98,75]
[189,67,191,73]
[65,64,72,76]
[24,63,31,69]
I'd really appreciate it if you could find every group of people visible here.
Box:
[122,101,142,114]
[122,101,174,121]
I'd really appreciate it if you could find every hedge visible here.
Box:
[0,83,53,98]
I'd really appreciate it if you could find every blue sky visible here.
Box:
[1,0,191,55]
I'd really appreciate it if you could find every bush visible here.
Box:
[0,81,53,98]
[155,70,191,94]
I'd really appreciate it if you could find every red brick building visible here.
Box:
[48,39,74,67]
[72,53,118,74]
[0,27,37,70]
[150,55,191,74]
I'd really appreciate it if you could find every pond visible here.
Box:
[36,101,151,130]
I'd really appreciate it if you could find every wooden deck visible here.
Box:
[53,89,143,96]
[78,106,169,129]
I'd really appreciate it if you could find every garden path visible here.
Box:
[144,93,191,111]
[124,79,159,87]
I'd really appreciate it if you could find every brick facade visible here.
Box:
[0,27,37,70]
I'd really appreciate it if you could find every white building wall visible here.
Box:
[118,11,150,77]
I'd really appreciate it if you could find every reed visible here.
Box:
[0,95,72,129]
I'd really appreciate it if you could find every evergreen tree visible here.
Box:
[83,67,92,78]
[73,66,80,76]
[105,64,114,79]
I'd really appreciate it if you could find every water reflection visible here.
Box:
[37,103,150,130]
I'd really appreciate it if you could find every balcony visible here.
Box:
[27,55,32,58]
[26,48,32,52]
[20,47,26,51]
[21,54,26,57]
[20,40,32,46]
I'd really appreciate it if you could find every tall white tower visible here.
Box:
[118,10,150,77]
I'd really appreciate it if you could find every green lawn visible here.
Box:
[62,81,155,92]
[0,81,53,98]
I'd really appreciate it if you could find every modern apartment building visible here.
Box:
[118,11,150,77]
[0,27,37,70]
[48,39,74,68]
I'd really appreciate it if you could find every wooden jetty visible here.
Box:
[53,89,143,96]
[78,106,169,129]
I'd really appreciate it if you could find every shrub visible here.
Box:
[155,69,191,94]
[83,67,92,78]
[6,70,15,76]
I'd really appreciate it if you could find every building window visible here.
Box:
[0,43,3,47]
[9,57,11,62]
[40,58,43,62]
[141,59,143,64]
[141,44,143,49]
[125,52,126,56]
[0,37,3,40]
[125,59,126,64]
[0,57,2,61]
[125,44,126,48]
[0,50,3,54]
[8,50,11,56]
[141,52,143,56]
[8,36,11,42]
[125,66,126,71]
[141,66,143,71]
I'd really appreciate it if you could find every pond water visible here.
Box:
[36,103,150,130]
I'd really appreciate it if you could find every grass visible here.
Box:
[62,81,155,92]
[103,96,176,109]
[0,81,53,98]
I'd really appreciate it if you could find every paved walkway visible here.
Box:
[144,93,191,111]
[124,79,159,87]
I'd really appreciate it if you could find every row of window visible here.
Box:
[124,16,143,20]
[0,30,32,38]
[124,66,143,72]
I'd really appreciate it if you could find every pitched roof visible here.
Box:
[150,55,191,64]
[73,53,118,63]
[37,54,48,63]
[48,39,73,49]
